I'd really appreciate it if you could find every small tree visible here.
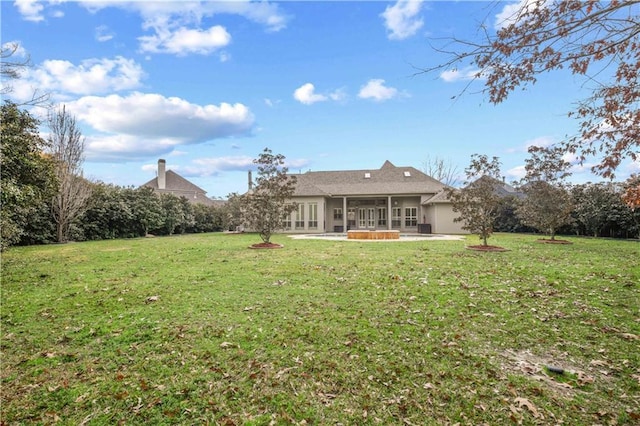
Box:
[517,145,574,240]
[242,148,297,244]
[48,105,92,242]
[446,154,503,246]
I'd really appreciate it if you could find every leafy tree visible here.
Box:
[158,193,190,236]
[47,105,92,242]
[130,186,163,236]
[424,0,639,178]
[80,183,134,240]
[517,146,574,240]
[446,154,503,246]
[190,203,224,233]
[622,174,640,210]
[242,148,297,244]
[174,197,195,235]
[0,102,56,250]
[518,181,574,240]
[572,182,640,238]
[493,195,532,233]
[223,192,245,231]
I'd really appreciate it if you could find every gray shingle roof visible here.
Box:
[141,170,220,205]
[291,160,447,197]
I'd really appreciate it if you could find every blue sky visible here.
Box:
[3,0,638,198]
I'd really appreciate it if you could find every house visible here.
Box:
[281,160,465,234]
[142,159,221,206]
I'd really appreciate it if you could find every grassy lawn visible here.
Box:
[1,233,639,425]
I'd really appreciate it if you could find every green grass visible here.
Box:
[1,233,639,425]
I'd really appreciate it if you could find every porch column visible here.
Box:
[342,197,348,232]
[387,196,392,230]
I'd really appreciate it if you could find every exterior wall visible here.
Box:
[292,196,423,233]
[286,197,327,233]
[424,204,467,234]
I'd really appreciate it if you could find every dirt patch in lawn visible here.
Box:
[537,239,573,244]
[499,349,601,397]
[466,245,509,252]
[249,242,283,249]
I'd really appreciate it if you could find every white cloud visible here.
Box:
[84,134,178,161]
[505,165,527,180]
[219,51,231,62]
[358,79,399,102]
[192,156,256,173]
[1,41,28,58]
[139,25,231,55]
[66,93,254,161]
[95,25,114,42]
[78,0,287,55]
[524,136,556,150]
[294,83,328,105]
[380,0,424,40]
[10,56,145,101]
[439,66,485,83]
[14,0,45,22]
[68,92,254,143]
[495,0,549,30]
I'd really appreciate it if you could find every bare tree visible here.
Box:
[48,106,92,242]
[421,0,639,178]
[422,155,461,187]
[1,42,49,106]
[446,154,503,246]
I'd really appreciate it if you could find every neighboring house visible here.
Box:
[474,175,525,199]
[142,159,222,206]
[280,160,465,234]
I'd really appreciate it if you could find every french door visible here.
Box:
[358,208,376,229]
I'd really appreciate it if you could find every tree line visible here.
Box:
[1,101,234,250]
[448,150,640,247]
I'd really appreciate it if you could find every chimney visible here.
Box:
[158,159,166,189]
[248,170,253,191]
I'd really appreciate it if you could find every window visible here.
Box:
[377,207,387,227]
[392,207,402,228]
[282,205,292,230]
[333,208,343,220]
[404,171,411,177]
[295,204,305,229]
[364,172,371,179]
[308,203,318,229]
[405,207,417,227]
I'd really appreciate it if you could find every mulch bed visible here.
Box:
[248,242,283,249]
[466,245,510,252]
[537,239,573,244]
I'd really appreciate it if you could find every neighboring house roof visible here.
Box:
[472,175,525,198]
[291,160,447,197]
[141,162,222,206]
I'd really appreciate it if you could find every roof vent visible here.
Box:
[404,171,411,177]
[364,172,371,179]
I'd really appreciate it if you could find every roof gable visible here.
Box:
[142,170,208,194]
